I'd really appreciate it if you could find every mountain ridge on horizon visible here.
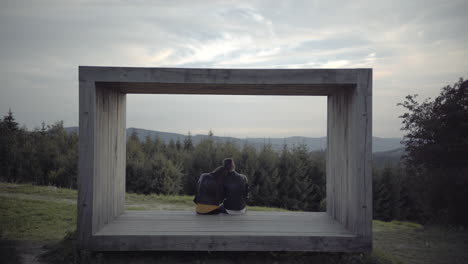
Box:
[64,126,403,153]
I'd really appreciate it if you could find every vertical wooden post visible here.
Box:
[78,77,126,248]
[77,80,96,248]
[326,69,372,243]
[93,86,126,233]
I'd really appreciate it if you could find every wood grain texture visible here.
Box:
[89,234,371,252]
[86,211,371,252]
[79,67,361,84]
[96,211,351,235]
[77,80,96,248]
[356,68,373,239]
[95,82,354,95]
[93,86,126,233]
[326,68,372,245]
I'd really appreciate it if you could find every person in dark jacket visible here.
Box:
[193,166,227,215]
[220,158,249,215]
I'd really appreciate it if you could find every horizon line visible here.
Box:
[63,125,403,139]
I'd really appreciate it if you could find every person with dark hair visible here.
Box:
[193,166,227,215]
[220,158,249,215]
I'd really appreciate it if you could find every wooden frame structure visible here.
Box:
[78,66,372,252]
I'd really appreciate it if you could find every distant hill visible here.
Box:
[372,148,405,169]
[65,126,403,153]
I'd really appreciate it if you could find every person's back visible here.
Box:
[223,171,248,213]
[221,158,248,214]
[194,167,226,214]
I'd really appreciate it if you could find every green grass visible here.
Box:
[0,182,291,212]
[0,182,77,200]
[125,192,193,204]
[374,219,423,229]
[0,196,76,241]
[373,219,468,264]
[126,192,290,211]
[0,182,290,242]
[125,192,195,210]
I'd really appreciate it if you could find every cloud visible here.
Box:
[320,60,351,68]
[1,0,467,137]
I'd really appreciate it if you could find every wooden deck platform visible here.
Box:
[89,211,370,252]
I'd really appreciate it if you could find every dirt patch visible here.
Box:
[16,241,49,264]
[0,239,50,264]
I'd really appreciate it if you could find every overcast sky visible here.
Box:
[1,0,467,138]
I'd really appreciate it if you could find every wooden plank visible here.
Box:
[87,211,372,252]
[96,231,355,236]
[326,88,355,233]
[117,211,336,219]
[77,80,96,247]
[95,82,354,96]
[88,235,370,252]
[79,67,361,85]
[95,211,352,235]
[110,215,341,223]
[97,227,352,235]
[355,69,373,239]
[105,220,345,228]
[326,96,334,219]
[328,91,351,224]
[93,87,126,233]
[116,92,126,218]
[346,89,357,234]
[121,210,324,216]
[325,69,372,243]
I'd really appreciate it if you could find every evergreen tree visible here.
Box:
[46,122,78,188]
[215,141,241,169]
[183,132,194,151]
[168,139,176,149]
[143,153,183,195]
[164,138,183,165]
[306,162,326,211]
[184,136,217,194]
[374,167,395,221]
[397,172,423,221]
[175,138,182,151]
[277,145,295,209]
[0,109,20,182]
[372,167,380,218]
[126,132,145,192]
[250,144,279,206]
[289,144,315,210]
[3,109,19,132]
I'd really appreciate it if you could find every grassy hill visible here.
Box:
[1,183,467,264]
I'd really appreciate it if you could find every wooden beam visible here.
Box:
[79,67,361,84]
[95,82,354,95]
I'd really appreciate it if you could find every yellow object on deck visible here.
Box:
[196,203,219,214]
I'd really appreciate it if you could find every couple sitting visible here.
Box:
[194,158,249,215]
